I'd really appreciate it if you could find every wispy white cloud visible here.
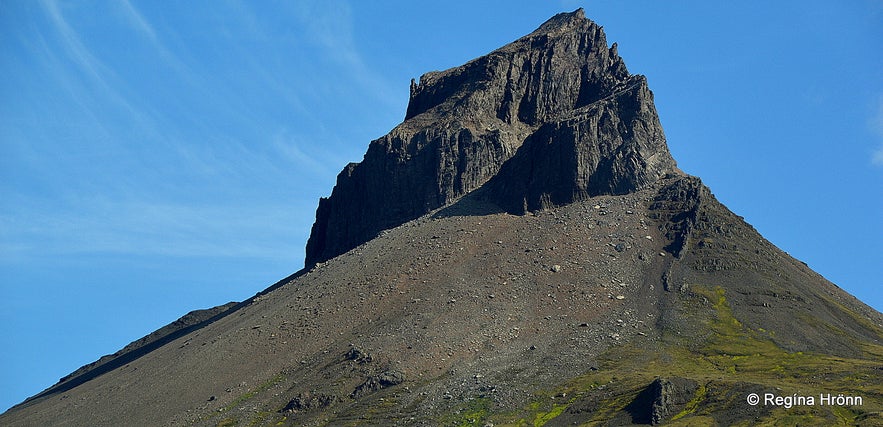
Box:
[7,1,391,270]
[118,0,158,41]
[0,198,306,261]
[871,93,883,167]
[289,0,400,108]
[38,0,168,147]
[873,147,883,167]
[40,0,104,82]
[295,1,360,64]
[114,0,199,92]
[270,128,346,178]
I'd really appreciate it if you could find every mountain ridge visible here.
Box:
[305,8,676,267]
[2,8,881,426]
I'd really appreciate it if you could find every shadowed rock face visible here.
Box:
[4,8,881,427]
[305,9,677,266]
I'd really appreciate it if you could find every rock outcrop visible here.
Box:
[648,377,700,425]
[305,8,677,266]
[3,9,882,427]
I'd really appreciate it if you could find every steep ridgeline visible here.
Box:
[305,9,677,266]
[3,8,882,427]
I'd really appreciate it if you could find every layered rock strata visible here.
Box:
[305,9,677,266]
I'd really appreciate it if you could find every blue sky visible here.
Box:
[1,0,881,412]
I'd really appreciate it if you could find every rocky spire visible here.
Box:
[305,9,678,266]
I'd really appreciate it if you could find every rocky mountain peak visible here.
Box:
[4,9,882,426]
[404,8,627,125]
[305,9,678,267]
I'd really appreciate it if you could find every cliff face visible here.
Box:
[4,9,882,427]
[305,9,677,266]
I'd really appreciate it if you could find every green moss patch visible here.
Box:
[465,284,882,425]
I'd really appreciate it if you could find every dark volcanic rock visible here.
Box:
[649,377,699,425]
[350,370,405,399]
[305,8,677,266]
[649,176,707,258]
[343,347,372,364]
[280,392,337,413]
[482,75,673,214]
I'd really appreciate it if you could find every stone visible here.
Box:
[280,392,337,413]
[351,370,406,399]
[649,377,699,425]
[344,347,372,364]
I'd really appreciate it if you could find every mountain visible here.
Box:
[305,9,675,267]
[3,9,881,427]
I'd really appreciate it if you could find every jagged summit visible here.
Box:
[404,8,624,124]
[306,9,677,266]
[4,10,880,426]
[532,7,589,33]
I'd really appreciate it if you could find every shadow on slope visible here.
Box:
[7,268,308,413]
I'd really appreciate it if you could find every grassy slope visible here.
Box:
[436,284,883,426]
